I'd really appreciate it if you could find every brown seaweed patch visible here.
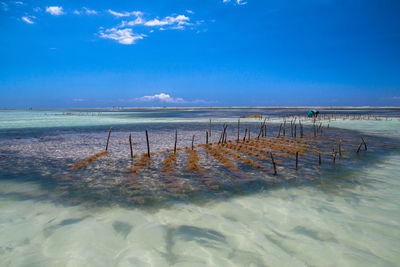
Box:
[162,153,177,174]
[199,144,238,171]
[125,153,151,175]
[218,144,262,169]
[69,151,108,171]
[185,147,202,173]
[240,114,262,119]
[224,141,280,164]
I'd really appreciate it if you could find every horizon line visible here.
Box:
[1,106,400,111]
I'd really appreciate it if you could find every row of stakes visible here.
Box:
[70,118,368,175]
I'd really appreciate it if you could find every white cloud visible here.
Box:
[33,7,41,12]
[108,9,143,17]
[99,28,146,45]
[186,10,194,14]
[99,11,199,44]
[144,18,166,26]
[115,14,194,33]
[138,93,184,103]
[46,6,64,15]
[223,0,247,5]
[83,7,97,15]
[120,17,145,27]
[74,7,98,15]
[14,1,23,5]
[21,16,35,24]
[144,15,190,28]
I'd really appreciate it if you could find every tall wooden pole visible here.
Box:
[129,134,133,159]
[356,142,363,154]
[264,124,267,137]
[105,127,112,151]
[270,152,277,175]
[145,130,150,158]
[361,136,367,150]
[174,129,177,154]
[222,124,227,144]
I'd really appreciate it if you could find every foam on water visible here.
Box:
[0,110,400,266]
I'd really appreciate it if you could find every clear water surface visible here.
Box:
[0,108,399,266]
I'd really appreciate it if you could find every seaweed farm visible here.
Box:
[2,112,397,206]
[1,108,400,265]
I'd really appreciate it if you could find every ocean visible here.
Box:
[0,108,399,266]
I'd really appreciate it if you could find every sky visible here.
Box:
[0,0,400,108]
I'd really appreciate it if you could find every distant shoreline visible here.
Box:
[1,106,400,111]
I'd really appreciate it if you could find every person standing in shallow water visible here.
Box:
[307,109,319,118]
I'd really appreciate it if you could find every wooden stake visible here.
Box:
[206,131,209,144]
[218,131,223,144]
[257,123,263,140]
[174,129,178,154]
[318,153,321,165]
[356,142,363,154]
[129,134,133,159]
[361,136,367,151]
[295,151,299,170]
[145,130,150,158]
[243,128,247,142]
[339,140,342,158]
[105,127,112,151]
[219,124,227,145]
[192,135,195,150]
[270,152,277,175]
[224,130,227,144]
[218,125,225,144]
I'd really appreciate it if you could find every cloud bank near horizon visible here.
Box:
[116,93,214,105]
[138,93,184,103]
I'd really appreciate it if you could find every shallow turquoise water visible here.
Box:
[0,109,399,266]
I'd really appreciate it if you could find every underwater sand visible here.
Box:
[0,109,399,266]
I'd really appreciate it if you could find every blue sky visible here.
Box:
[0,0,399,108]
